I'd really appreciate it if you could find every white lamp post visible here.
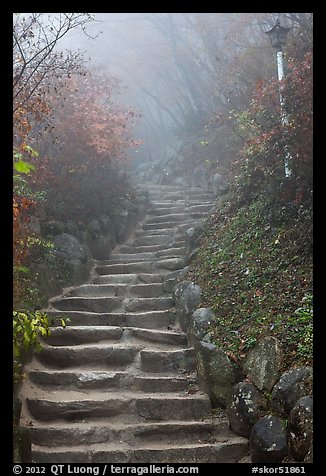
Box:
[266,18,292,177]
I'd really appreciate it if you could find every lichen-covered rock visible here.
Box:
[42,220,66,236]
[243,336,282,391]
[287,396,313,461]
[195,340,242,408]
[227,382,267,437]
[185,226,204,262]
[53,233,88,263]
[173,281,201,332]
[88,234,114,260]
[250,415,288,463]
[187,308,215,347]
[271,367,313,417]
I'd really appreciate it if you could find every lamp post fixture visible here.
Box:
[266,17,292,177]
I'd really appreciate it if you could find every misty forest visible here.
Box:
[13,13,313,464]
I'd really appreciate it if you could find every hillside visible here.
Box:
[187,192,313,372]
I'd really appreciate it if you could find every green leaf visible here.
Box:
[60,319,67,329]
[16,265,29,273]
[23,144,39,157]
[14,160,36,174]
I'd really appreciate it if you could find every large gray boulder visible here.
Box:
[195,340,242,408]
[227,382,267,437]
[53,233,88,263]
[42,220,66,236]
[88,234,114,260]
[243,336,282,391]
[287,396,313,461]
[173,281,202,332]
[187,308,215,347]
[250,415,288,463]
[271,367,313,417]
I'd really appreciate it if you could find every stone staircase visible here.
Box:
[19,184,248,463]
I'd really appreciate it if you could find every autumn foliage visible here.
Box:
[232,49,313,204]
[31,71,141,223]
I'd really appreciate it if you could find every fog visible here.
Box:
[47,12,306,186]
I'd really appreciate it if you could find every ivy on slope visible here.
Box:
[188,194,313,370]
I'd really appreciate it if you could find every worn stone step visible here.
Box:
[147,205,185,217]
[142,221,190,231]
[154,257,185,271]
[133,235,173,247]
[92,273,163,285]
[45,310,175,329]
[186,200,215,207]
[65,283,165,298]
[26,392,212,422]
[118,243,174,253]
[99,252,156,262]
[185,190,215,199]
[140,348,195,373]
[29,370,194,392]
[45,326,186,347]
[46,326,123,345]
[123,297,174,312]
[32,439,249,463]
[36,343,141,368]
[123,328,187,346]
[134,228,174,237]
[187,203,215,213]
[28,420,227,447]
[95,262,154,275]
[142,211,189,228]
[49,295,124,313]
[150,192,185,200]
[156,247,185,257]
[149,201,186,208]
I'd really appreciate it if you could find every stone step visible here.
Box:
[45,310,175,329]
[185,190,215,199]
[118,243,176,253]
[95,262,155,275]
[49,296,174,313]
[187,203,215,213]
[147,208,186,216]
[149,201,187,208]
[92,273,163,285]
[133,235,173,246]
[145,213,189,224]
[28,420,227,447]
[36,343,142,368]
[26,392,212,422]
[65,283,165,298]
[29,370,195,392]
[154,257,185,271]
[32,439,249,463]
[140,348,195,373]
[142,221,190,231]
[46,326,187,347]
[123,297,174,312]
[150,193,185,200]
[46,326,123,345]
[156,247,185,257]
[134,228,174,237]
[97,252,156,262]
[186,200,215,206]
